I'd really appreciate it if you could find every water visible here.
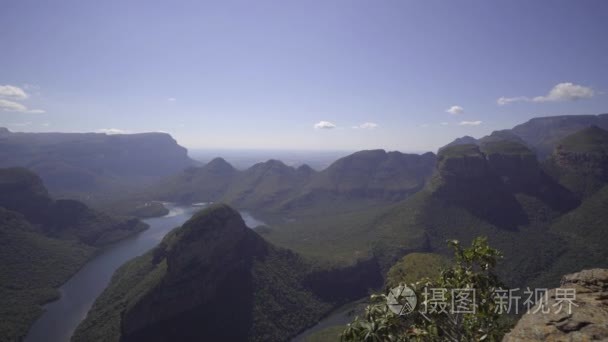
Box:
[292,299,367,342]
[240,211,266,228]
[25,204,264,342]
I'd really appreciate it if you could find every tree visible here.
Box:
[342,237,511,341]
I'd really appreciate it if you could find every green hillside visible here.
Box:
[263,137,592,288]
[529,184,608,287]
[73,205,382,342]
[544,126,608,198]
[0,168,147,340]
[151,150,436,216]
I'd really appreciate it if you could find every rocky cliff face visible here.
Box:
[0,129,194,195]
[504,268,608,341]
[545,126,608,198]
[431,144,528,230]
[307,150,436,199]
[109,205,332,341]
[509,113,608,158]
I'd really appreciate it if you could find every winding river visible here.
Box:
[25,203,264,342]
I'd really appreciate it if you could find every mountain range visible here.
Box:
[72,205,381,342]
[2,113,608,341]
[0,129,195,200]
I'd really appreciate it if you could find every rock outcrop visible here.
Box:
[503,268,608,341]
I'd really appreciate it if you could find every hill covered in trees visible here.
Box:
[0,168,147,341]
[73,205,381,342]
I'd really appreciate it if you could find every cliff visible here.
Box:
[504,268,608,341]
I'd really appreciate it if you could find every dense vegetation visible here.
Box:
[74,205,379,342]
[3,114,608,341]
[263,126,608,291]
[152,150,436,213]
[342,238,513,341]
[0,168,147,341]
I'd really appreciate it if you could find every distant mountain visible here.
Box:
[262,131,599,287]
[154,150,436,213]
[543,125,608,198]
[0,167,147,341]
[73,205,381,342]
[223,159,314,209]
[510,114,608,158]
[438,135,478,152]
[441,113,608,159]
[154,157,238,203]
[305,150,436,199]
[0,129,195,197]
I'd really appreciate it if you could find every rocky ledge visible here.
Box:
[503,268,608,341]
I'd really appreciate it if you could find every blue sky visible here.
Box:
[1,0,607,152]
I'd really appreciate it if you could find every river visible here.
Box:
[24,203,264,342]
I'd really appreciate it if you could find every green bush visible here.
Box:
[342,237,513,341]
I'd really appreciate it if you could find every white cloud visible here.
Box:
[446,105,464,115]
[533,82,594,102]
[0,85,44,113]
[440,122,449,126]
[314,121,336,129]
[355,122,378,129]
[459,120,482,126]
[419,123,430,128]
[167,97,176,102]
[497,96,528,105]
[0,85,28,99]
[498,82,595,105]
[0,99,27,112]
[0,99,45,113]
[96,128,130,135]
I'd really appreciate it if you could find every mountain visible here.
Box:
[441,113,608,159]
[154,158,315,210]
[544,126,608,198]
[0,168,147,341]
[262,133,593,287]
[0,167,147,246]
[153,157,238,203]
[153,150,435,215]
[437,135,478,152]
[73,205,381,342]
[506,113,608,158]
[223,159,313,209]
[0,129,195,198]
[303,150,435,200]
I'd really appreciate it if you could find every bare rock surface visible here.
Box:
[503,268,608,341]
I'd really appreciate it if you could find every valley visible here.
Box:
[1,113,608,341]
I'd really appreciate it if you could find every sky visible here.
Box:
[1,0,608,152]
